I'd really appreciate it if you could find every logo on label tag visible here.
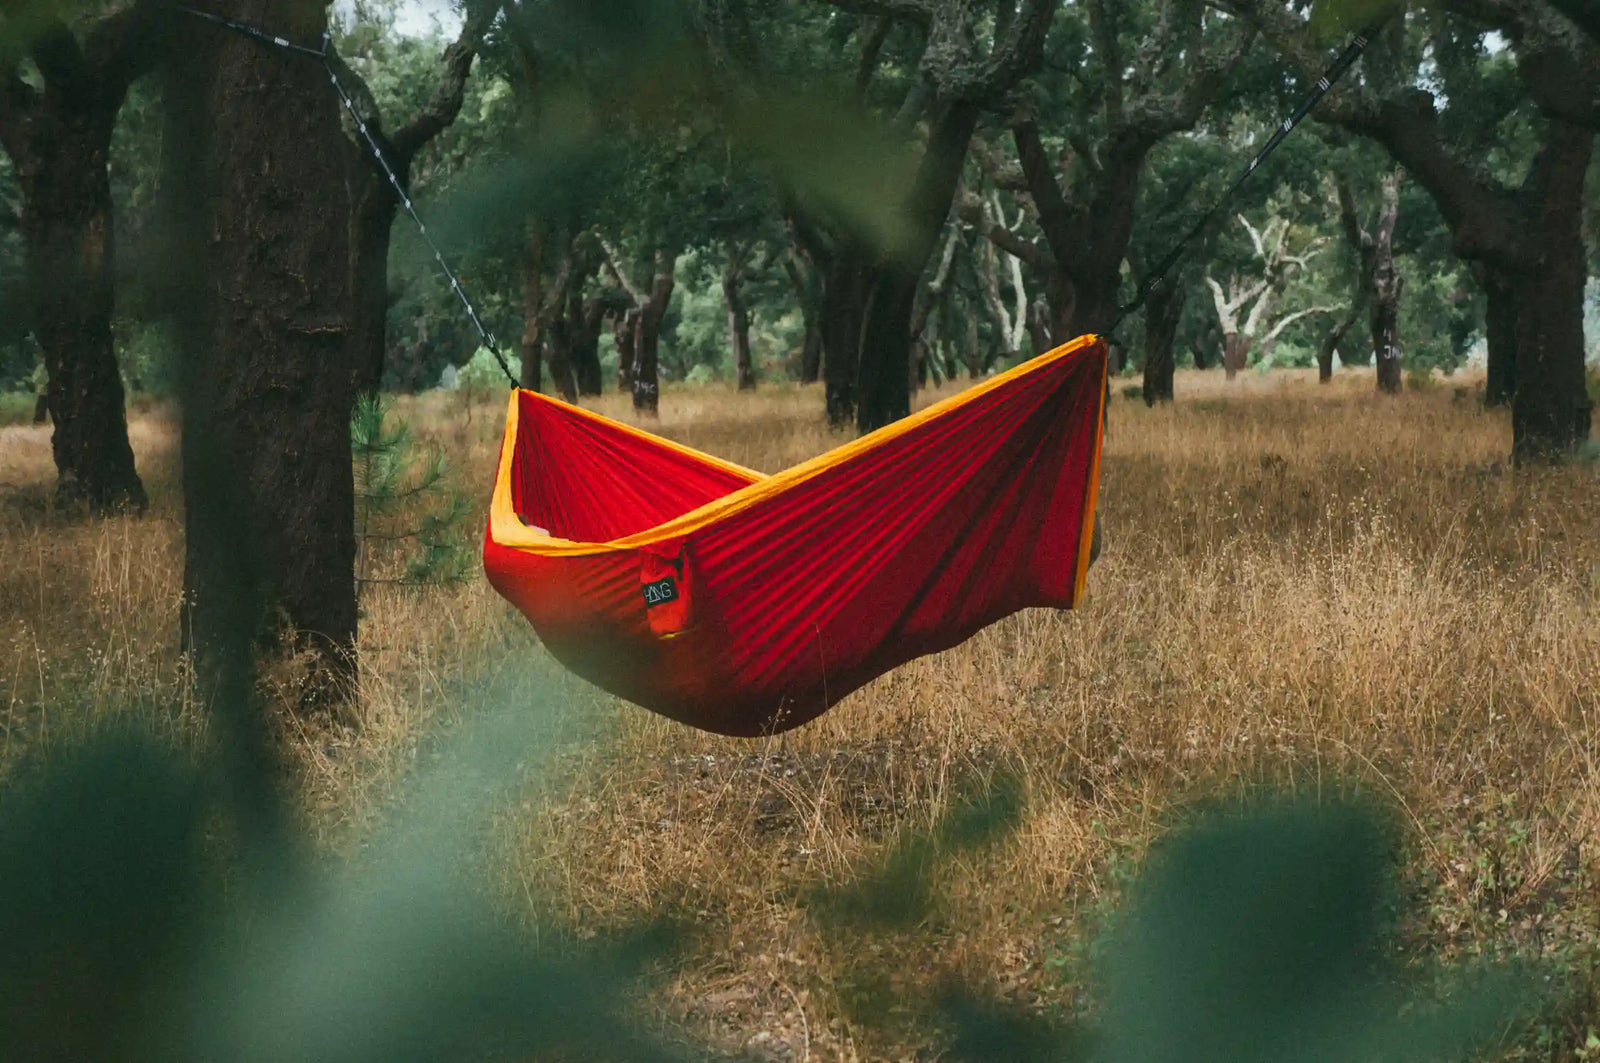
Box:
[642,577,678,607]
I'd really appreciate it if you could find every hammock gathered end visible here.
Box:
[483,334,1109,736]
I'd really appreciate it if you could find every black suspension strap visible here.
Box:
[1108,23,1381,336]
[178,6,519,388]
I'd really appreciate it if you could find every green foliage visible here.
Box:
[0,703,691,1062]
[0,151,31,390]
[946,799,1546,1063]
[0,388,38,427]
[453,345,520,393]
[351,395,472,588]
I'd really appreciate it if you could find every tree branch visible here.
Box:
[82,0,176,96]
[957,188,1049,270]
[855,15,893,98]
[1012,119,1082,269]
[1262,304,1334,346]
[0,71,36,152]
[391,1,499,161]
[820,0,932,27]
[1333,174,1369,254]
[598,236,646,305]
[1548,0,1600,43]
[24,12,88,95]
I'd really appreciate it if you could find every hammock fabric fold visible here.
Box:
[483,334,1108,736]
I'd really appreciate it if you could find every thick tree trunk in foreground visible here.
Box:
[347,165,396,395]
[1142,280,1183,405]
[1,47,146,511]
[171,0,357,697]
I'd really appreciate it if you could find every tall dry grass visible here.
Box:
[2,367,1598,1060]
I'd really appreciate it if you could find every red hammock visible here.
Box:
[483,335,1107,736]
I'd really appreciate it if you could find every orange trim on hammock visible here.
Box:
[1073,352,1109,602]
[489,334,1105,558]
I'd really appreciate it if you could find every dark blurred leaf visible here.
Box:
[812,772,1024,929]
[941,798,1545,1063]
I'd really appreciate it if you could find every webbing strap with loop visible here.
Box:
[1110,23,1382,336]
[179,5,519,388]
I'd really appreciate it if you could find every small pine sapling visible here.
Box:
[351,395,473,590]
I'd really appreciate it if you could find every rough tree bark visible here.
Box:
[1335,172,1404,394]
[0,4,167,511]
[166,0,358,697]
[332,3,492,394]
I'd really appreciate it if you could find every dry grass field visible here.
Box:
[3,367,1599,1060]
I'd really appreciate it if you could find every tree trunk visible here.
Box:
[614,308,638,392]
[724,255,755,390]
[632,250,674,415]
[1508,129,1593,462]
[347,158,398,395]
[781,243,823,383]
[1318,307,1359,383]
[800,323,822,384]
[169,0,357,697]
[1222,332,1249,380]
[820,249,869,426]
[546,310,577,404]
[1142,280,1183,405]
[1337,173,1405,395]
[334,16,485,395]
[572,291,609,396]
[1371,277,1403,394]
[854,100,979,432]
[10,101,146,511]
[1479,264,1518,409]
[520,225,544,392]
